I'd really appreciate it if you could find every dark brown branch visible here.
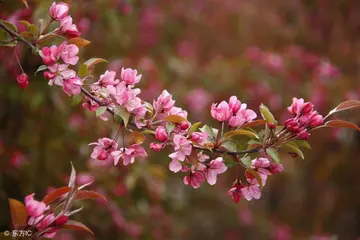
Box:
[0,22,261,157]
[0,21,37,51]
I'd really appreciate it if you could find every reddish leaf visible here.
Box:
[132,131,145,144]
[8,198,27,227]
[63,220,94,235]
[241,119,267,128]
[325,120,360,131]
[42,187,72,204]
[328,100,360,116]
[164,115,187,124]
[74,190,107,202]
[67,37,91,47]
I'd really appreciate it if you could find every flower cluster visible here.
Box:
[49,2,80,37]
[211,96,257,127]
[40,41,82,96]
[25,193,68,238]
[284,97,324,139]
[228,157,284,202]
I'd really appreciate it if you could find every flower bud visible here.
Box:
[150,142,163,152]
[55,215,68,226]
[121,68,142,85]
[44,71,56,79]
[49,2,69,21]
[179,121,190,130]
[155,126,167,142]
[228,96,241,113]
[297,131,309,140]
[190,132,208,146]
[301,102,313,114]
[309,114,324,127]
[17,73,29,89]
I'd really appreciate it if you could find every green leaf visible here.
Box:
[188,122,202,135]
[220,140,237,152]
[166,122,175,135]
[18,20,32,28]
[224,157,237,168]
[35,65,47,75]
[96,106,107,117]
[247,168,263,188]
[259,103,278,124]
[293,140,311,149]
[28,24,38,36]
[0,20,18,33]
[0,41,16,47]
[72,94,83,106]
[241,156,252,168]
[223,129,259,139]
[199,125,216,139]
[164,115,187,124]
[20,31,34,41]
[78,63,88,78]
[248,139,261,145]
[282,142,304,159]
[266,148,281,163]
[114,107,130,127]
[84,58,108,69]
[142,129,155,135]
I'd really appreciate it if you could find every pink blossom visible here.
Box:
[228,182,244,203]
[121,67,142,85]
[47,64,72,86]
[25,193,49,217]
[97,70,120,87]
[89,138,118,161]
[287,97,305,116]
[168,106,188,119]
[82,97,100,112]
[63,77,82,96]
[153,90,175,113]
[211,101,232,122]
[190,132,208,146]
[241,179,261,201]
[251,157,270,169]
[172,135,192,161]
[49,2,69,21]
[150,142,164,152]
[122,144,147,165]
[269,163,284,174]
[38,213,57,238]
[60,16,80,37]
[183,171,204,189]
[200,157,227,185]
[107,82,142,112]
[309,112,324,127]
[228,96,241,113]
[17,73,28,89]
[76,173,94,186]
[169,159,182,173]
[41,46,59,66]
[59,42,79,65]
[44,71,56,79]
[155,126,168,142]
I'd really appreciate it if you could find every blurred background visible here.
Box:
[1,0,360,239]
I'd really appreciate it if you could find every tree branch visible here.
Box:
[0,21,37,51]
[0,22,262,157]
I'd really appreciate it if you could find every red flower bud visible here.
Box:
[17,73,29,89]
[55,215,68,226]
